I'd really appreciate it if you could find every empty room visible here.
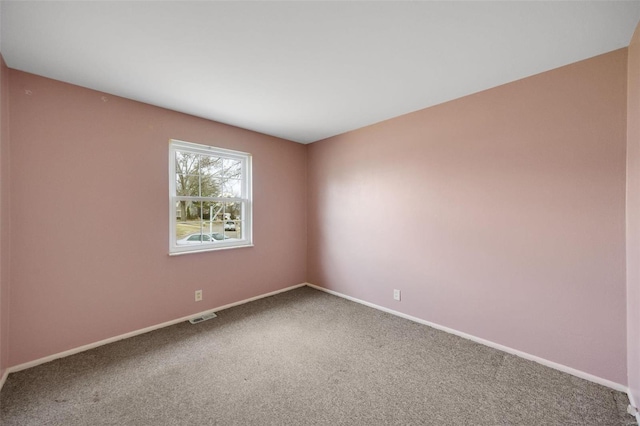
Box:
[2,1,640,425]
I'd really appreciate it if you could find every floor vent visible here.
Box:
[189,312,217,324]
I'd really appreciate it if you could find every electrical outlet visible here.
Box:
[393,289,401,301]
[195,290,203,302]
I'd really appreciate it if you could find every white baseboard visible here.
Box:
[3,283,307,379]
[1,281,630,398]
[306,283,628,393]
[628,393,640,424]
[0,368,8,391]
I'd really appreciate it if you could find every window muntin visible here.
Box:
[169,140,252,254]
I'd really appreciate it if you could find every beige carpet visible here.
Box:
[0,286,636,425]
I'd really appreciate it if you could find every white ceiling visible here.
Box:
[2,1,640,144]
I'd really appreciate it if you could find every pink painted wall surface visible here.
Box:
[0,56,10,378]
[627,22,640,407]
[308,49,628,385]
[7,70,307,367]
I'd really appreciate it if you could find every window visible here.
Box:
[169,139,252,254]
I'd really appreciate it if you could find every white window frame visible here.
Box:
[169,139,253,255]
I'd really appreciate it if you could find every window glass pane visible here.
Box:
[222,179,242,198]
[175,174,199,196]
[175,152,199,176]
[193,201,204,223]
[201,156,224,178]
[178,232,215,245]
[205,202,224,222]
[200,217,222,235]
[201,177,222,197]
[225,202,243,221]
[200,156,223,181]
[199,203,221,237]
[223,159,242,179]
[175,201,202,223]
[225,221,242,240]
[175,201,184,222]
[210,232,227,241]
[223,202,243,239]
[175,201,203,242]
[210,222,224,235]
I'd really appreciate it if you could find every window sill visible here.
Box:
[169,243,254,256]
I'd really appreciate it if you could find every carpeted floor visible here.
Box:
[0,286,636,425]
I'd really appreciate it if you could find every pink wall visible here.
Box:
[627,22,640,407]
[7,70,307,367]
[1,44,632,389]
[308,49,628,385]
[0,56,10,378]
